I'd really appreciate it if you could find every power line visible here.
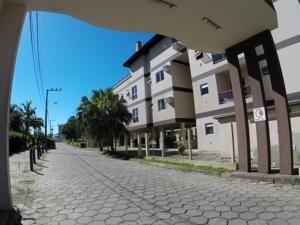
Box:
[35,11,45,100]
[29,12,45,107]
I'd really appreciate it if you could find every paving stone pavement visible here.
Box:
[19,143,300,225]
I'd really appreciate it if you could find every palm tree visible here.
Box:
[106,89,131,151]
[77,95,106,150]
[77,88,131,152]
[20,101,40,146]
[20,101,37,135]
[31,117,44,133]
[9,104,23,132]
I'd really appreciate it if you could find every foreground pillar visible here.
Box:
[262,31,293,175]
[145,132,149,157]
[227,30,293,175]
[244,48,271,173]
[160,129,165,157]
[0,4,26,210]
[226,50,251,172]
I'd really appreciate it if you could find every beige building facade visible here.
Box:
[113,0,300,167]
[113,36,197,155]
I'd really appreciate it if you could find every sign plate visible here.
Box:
[253,107,266,122]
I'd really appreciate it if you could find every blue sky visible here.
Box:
[12,12,153,133]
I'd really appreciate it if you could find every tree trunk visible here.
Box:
[110,137,115,152]
[99,139,103,151]
[114,136,117,152]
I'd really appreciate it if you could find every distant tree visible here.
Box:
[62,116,80,140]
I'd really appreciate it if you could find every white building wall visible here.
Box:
[171,62,192,88]
[173,92,195,119]
[152,91,176,124]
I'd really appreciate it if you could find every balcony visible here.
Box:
[219,85,251,104]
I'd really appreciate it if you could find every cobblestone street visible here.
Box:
[15,143,300,225]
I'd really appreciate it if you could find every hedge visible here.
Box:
[9,131,27,154]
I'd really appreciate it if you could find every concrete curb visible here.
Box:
[131,159,224,177]
[228,172,300,185]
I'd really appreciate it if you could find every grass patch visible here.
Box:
[143,158,234,174]
[66,141,82,148]
[84,147,105,155]
[19,179,35,185]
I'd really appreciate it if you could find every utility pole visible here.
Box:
[44,88,61,151]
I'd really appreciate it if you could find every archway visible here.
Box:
[0,0,292,214]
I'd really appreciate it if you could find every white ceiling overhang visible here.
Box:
[6,0,278,52]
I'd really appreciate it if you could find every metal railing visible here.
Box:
[219,85,252,104]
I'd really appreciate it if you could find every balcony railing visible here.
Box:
[219,89,233,104]
[212,53,226,64]
[219,85,251,104]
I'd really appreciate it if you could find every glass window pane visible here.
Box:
[200,83,209,95]
[205,123,214,135]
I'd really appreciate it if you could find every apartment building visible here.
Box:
[188,0,300,167]
[113,35,196,155]
[113,0,300,166]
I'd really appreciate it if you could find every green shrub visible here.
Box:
[9,131,27,154]
[66,141,86,148]
[47,138,56,149]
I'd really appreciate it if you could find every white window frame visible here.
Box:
[132,108,139,123]
[156,70,165,83]
[158,99,166,111]
[132,85,138,100]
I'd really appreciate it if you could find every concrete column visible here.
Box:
[130,133,134,149]
[124,135,128,153]
[226,49,251,172]
[175,133,180,143]
[137,133,142,157]
[0,4,26,210]
[262,31,293,175]
[145,132,149,157]
[187,128,192,160]
[160,129,165,157]
[230,123,236,164]
[244,48,271,173]
[181,123,187,148]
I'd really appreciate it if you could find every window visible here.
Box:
[212,53,226,64]
[132,108,139,123]
[132,85,138,100]
[158,99,166,111]
[205,123,214,135]
[200,83,209,95]
[195,51,203,60]
[156,71,165,83]
[119,94,124,100]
